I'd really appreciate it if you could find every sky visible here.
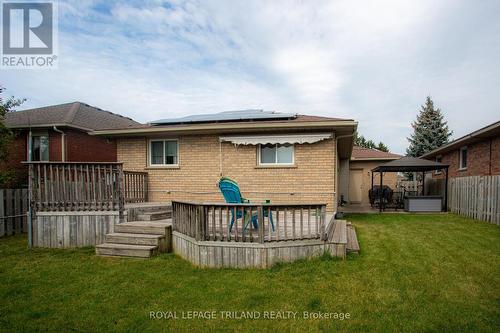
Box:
[2,0,500,154]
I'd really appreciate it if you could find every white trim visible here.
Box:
[257,143,295,166]
[148,139,179,167]
[220,133,332,145]
[459,146,467,170]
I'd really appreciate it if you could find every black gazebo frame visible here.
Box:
[371,157,450,212]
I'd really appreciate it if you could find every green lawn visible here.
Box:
[1,214,499,333]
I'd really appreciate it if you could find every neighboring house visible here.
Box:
[2,102,140,186]
[422,120,500,178]
[93,110,358,212]
[338,146,401,206]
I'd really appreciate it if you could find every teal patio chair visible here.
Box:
[218,177,274,232]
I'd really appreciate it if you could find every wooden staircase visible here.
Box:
[96,205,172,258]
[326,219,360,256]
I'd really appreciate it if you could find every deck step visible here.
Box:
[137,210,172,221]
[114,221,171,235]
[105,233,167,252]
[330,220,347,244]
[96,243,158,258]
[133,205,172,214]
[346,224,360,254]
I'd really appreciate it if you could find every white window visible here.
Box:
[435,155,442,175]
[30,135,49,161]
[149,139,178,166]
[258,143,294,165]
[459,146,467,170]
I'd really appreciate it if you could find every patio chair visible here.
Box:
[218,177,274,232]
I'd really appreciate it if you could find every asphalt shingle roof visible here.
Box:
[4,102,140,131]
[351,146,401,160]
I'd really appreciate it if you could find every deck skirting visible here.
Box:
[34,211,123,248]
[173,231,346,268]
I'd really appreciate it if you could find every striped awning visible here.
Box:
[219,133,332,145]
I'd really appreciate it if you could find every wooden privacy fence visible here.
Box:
[0,189,28,237]
[124,171,148,203]
[172,201,327,243]
[448,175,500,224]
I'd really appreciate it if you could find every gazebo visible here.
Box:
[371,157,449,212]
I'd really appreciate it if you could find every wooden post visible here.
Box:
[371,171,374,197]
[379,171,383,212]
[320,205,326,240]
[144,173,149,202]
[117,164,125,223]
[27,164,34,248]
[258,205,264,243]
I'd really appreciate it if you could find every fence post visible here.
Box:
[27,164,34,248]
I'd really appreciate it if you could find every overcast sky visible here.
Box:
[2,0,500,153]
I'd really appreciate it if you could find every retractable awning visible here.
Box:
[219,133,332,145]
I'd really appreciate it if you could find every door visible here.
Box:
[349,169,363,203]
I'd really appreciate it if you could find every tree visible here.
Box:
[0,86,25,187]
[376,142,389,152]
[406,96,452,157]
[354,133,389,152]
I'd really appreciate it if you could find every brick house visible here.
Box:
[93,110,358,212]
[3,102,140,186]
[422,120,500,178]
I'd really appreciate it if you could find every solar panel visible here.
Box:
[149,109,297,125]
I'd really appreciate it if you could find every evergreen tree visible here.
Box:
[406,96,452,157]
[355,133,389,152]
[376,142,389,152]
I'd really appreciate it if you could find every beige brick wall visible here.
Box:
[118,134,337,211]
[349,160,399,205]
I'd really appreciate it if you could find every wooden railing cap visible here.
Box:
[172,200,327,207]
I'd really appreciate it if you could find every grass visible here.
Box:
[0,214,499,332]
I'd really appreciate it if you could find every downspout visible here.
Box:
[53,126,66,161]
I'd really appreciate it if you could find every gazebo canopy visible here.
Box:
[371,156,449,172]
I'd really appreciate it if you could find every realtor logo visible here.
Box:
[1,1,58,69]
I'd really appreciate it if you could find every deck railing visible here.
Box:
[28,162,125,213]
[172,201,327,243]
[124,171,148,203]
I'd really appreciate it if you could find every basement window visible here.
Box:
[149,139,178,166]
[258,143,294,165]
